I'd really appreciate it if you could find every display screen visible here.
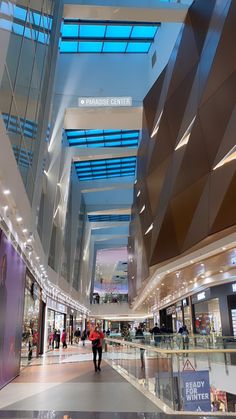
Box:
[94,247,128,295]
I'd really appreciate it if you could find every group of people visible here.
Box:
[49,329,67,349]
[149,323,189,349]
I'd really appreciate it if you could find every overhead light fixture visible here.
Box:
[134,179,137,184]
[151,110,163,138]
[43,170,48,176]
[22,228,27,233]
[213,145,236,170]
[3,205,8,210]
[145,223,153,235]
[3,189,10,195]
[139,205,145,214]
[137,190,141,197]
[175,116,196,151]
[36,256,39,260]
[16,217,23,222]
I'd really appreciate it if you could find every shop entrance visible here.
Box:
[227,295,236,336]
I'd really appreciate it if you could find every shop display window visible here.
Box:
[183,306,192,333]
[194,298,222,335]
[21,276,40,363]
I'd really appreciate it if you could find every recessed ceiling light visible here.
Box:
[219,270,223,273]
[145,223,153,235]
[222,247,226,251]
[137,190,141,197]
[200,263,204,267]
[16,217,22,222]
[139,205,145,214]
[22,228,28,233]
[190,260,193,264]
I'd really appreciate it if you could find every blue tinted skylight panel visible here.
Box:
[12,23,24,35]
[0,18,12,30]
[107,141,121,146]
[60,41,78,52]
[103,42,127,53]
[24,26,32,39]
[62,24,78,37]
[127,42,150,53]
[13,5,27,21]
[131,26,157,39]
[88,129,103,135]
[106,25,132,38]
[1,1,12,15]
[37,31,47,43]
[122,132,139,138]
[104,134,121,140]
[33,12,41,26]
[79,42,102,52]
[80,25,106,38]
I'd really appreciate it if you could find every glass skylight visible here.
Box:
[2,113,37,138]
[60,20,159,53]
[67,129,139,148]
[0,2,52,44]
[74,156,136,181]
[88,214,131,222]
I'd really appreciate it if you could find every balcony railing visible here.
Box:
[104,335,236,415]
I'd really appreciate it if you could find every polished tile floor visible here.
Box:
[0,344,158,418]
[0,344,230,419]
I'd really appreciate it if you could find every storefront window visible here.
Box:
[21,275,40,364]
[194,298,222,335]
[46,309,66,350]
[183,306,192,333]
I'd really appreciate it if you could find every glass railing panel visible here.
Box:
[105,337,236,414]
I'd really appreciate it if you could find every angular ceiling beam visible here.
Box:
[71,146,137,162]
[64,2,190,23]
[64,107,143,130]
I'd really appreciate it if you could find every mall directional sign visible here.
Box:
[181,370,211,412]
[78,96,132,107]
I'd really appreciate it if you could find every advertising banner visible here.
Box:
[181,370,211,412]
[0,229,26,389]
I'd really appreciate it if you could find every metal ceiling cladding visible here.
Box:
[74,156,136,181]
[60,19,159,53]
[66,129,139,148]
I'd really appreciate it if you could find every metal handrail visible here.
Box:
[104,337,236,355]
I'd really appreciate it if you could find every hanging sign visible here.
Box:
[181,370,211,412]
[78,96,132,107]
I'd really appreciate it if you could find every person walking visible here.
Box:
[55,329,61,349]
[61,329,67,349]
[181,325,189,355]
[74,328,81,344]
[135,323,145,368]
[151,323,161,347]
[89,325,104,372]
[81,329,86,346]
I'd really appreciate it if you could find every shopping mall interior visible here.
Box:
[0,0,236,417]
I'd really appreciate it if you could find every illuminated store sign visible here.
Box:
[197,292,206,301]
[78,96,132,107]
[192,288,211,304]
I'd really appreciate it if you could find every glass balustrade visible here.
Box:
[104,336,236,414]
